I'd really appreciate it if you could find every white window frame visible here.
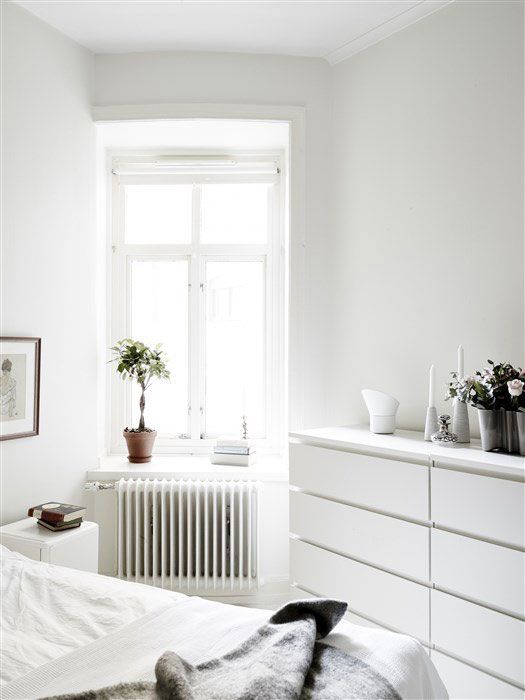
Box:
[108,152,286,455]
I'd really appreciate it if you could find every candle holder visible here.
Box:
[452,398,470,443]
[424,406,438,441]
[431,414,458,447]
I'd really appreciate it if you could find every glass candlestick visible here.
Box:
[431,414,458,447]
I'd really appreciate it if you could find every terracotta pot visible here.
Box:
[123,430,157,463]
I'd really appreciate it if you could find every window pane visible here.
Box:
[205,261,265,438]
[125,185,192,244]
[131,260,189,435]
[201,184,270,244]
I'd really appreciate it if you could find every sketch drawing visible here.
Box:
[0,354,26,422]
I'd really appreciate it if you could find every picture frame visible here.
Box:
[0,337,41,441]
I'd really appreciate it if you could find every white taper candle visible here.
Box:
[457,345,464,378]
[429,364,435,407]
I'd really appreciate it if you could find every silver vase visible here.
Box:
[452,398,470,443]
[504,411,520,455]
[477,408,503,452]
[503,411,525,456]
[478,409,525,455]
[517,412,525,457]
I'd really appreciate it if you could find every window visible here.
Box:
[110,156,285,453]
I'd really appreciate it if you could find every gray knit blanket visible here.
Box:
[44,599,400,700]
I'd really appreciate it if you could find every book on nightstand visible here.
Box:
[37,517,83,532]
[28,502,86,524]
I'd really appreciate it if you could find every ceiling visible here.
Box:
[14,0,452,64]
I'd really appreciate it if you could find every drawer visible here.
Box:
[290,538,430,642]
[0,538,41,562]
[432,528,525,616]
[43,533,99,573]
[432,590,524,686]
[289,443,429,521]
[290,490,430,580]
[292,584,391,631]
[431,650,524,700]
[432,468,524,548]
[344,609,389,631]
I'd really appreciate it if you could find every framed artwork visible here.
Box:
[0,337,41,441]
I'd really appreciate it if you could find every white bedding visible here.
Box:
[0,545,447,699]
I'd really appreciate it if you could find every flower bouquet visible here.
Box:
[446,361,525,455]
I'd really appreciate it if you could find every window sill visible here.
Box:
[87,454,289,483]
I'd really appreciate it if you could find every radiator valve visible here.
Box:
[84,481,115,492]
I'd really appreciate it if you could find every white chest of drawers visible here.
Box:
[289,426,525,700]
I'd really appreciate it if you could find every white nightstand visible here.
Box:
[0,518,99,573]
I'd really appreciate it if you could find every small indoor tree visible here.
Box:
[111,339,170,462]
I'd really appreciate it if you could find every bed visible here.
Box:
[1,545,447,699]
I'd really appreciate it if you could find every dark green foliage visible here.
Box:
[110,339,170,431]
[446,361,524,412]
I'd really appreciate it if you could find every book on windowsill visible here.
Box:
[210,452,258,467]
[37,518,83,532]
[214,446,256,455]
[216,437,256,449]
[28,502,87,524]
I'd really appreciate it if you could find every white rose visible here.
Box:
[507,379,524,397]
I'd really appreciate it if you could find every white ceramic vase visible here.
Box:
[361,389,399,434]
[452,398,470,443]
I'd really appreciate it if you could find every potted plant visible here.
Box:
[111,339,170,463]
[446,360,525,455]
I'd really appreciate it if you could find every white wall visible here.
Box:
[0,3,97,524]
[94,5,524,437]
[94,51,332,431]
[327,0,524,433]
[2,0,523,533]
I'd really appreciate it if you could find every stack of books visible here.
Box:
[211,438,257,466]
[27,502,87,532]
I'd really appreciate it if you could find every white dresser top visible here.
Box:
[290,425,524,480]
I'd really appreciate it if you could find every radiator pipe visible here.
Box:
[84,481,116,492]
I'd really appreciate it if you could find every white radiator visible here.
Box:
[116,478,261,593]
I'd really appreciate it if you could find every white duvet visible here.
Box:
[0,545,447,699]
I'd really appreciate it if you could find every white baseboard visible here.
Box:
[199,577,293,610]
[103,572,293,610]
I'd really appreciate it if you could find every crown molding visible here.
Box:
[325,0,454,66]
